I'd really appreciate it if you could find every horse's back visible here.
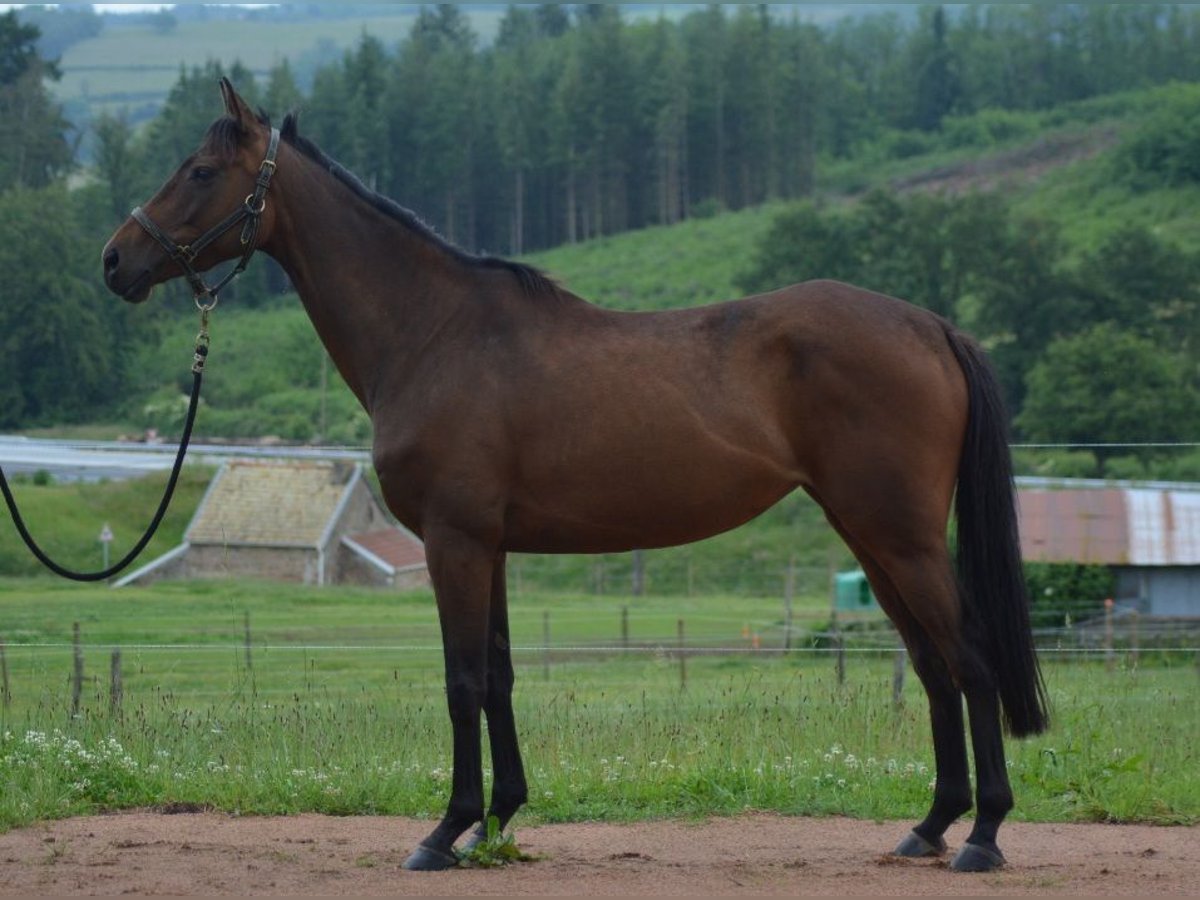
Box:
[484,279,968,552]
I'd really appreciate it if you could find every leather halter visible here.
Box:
[131,127,280,307]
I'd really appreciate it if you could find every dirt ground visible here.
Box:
[0,812,1196,896]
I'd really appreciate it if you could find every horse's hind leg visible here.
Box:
[822,519,972,858]
[955,674,1014,870]
[817,478,1007,867]
[873,546,1014,871]
[462,552,529,851]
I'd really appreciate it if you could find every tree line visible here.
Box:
[59,4,1200,255]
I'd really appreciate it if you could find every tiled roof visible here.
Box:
[187,460,357,547]
[345,529,426,571]
[1019,486,1200,566]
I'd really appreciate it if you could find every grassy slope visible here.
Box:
[523,203,783,311]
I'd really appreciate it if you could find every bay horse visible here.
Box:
[101,80,1048,873]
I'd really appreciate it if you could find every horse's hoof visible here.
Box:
[892,830,947,858]
[402,843,460,871]
[950,841,1005,872]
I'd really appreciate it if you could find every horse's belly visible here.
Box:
[501,447,799,553]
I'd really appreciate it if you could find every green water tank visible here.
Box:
[834,570,879,612]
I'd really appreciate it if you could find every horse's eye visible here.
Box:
[189,166,217,183]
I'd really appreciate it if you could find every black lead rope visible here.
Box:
[0,312,212,582]
[1,128,278,582]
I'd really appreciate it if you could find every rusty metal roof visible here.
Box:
[1018,485,1200,566]
[343,529,427,572]
[187,460,359,548]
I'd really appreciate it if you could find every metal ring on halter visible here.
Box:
[244,193,267,216]
[195,291,219,312]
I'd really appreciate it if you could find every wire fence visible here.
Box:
[2,605,1196,715]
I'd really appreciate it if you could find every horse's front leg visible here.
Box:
[403,528,497,871]
[462,552,528,852]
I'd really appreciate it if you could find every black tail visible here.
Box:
[945,328,1049,737]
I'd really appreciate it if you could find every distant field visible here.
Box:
[53,12,506,117]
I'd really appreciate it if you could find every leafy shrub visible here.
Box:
[941,108,1036,149]
[877,129,935,160]
[1112,86,1200,188]
[690,197,723,220]
[1024,563,1114,629]
[1102,455,1149,482]
[1155,450,1200,482]
[1011,449,1099,480]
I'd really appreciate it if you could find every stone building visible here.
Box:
[116,460,427,589]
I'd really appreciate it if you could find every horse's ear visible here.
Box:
[219,77,255,127]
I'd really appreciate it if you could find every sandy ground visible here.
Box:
[0,811,1196,896]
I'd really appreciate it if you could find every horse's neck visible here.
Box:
[263,154,471,412]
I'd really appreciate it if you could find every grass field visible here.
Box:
[54,12,504,117]
[0,578,1197,833]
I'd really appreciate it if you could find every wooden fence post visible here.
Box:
[542,610,551,681]
[0,637,10,708]
[243,610,253,672]
[1129,609,1139,669]
[677,618,686,690]
[1104,597,1115,673]
[828,551,845,685]
[892,638,907,708]
[592,558,606,595]
[71,622,83,717]
[783,555,795,651]
[110,648,122,716]
[621,605,629,650]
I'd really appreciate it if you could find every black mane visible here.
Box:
[274,113,557,298]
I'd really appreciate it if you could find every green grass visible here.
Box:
[0,579,1197,833]
[523,204,783,311]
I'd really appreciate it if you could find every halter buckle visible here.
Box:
[244,193,267,216]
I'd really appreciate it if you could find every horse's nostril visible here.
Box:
[103,247,119,274]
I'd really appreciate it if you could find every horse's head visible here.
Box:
[102,78,280,304]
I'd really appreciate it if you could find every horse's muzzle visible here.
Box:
[101,241,153,303]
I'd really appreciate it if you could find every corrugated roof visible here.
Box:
[1019,486,1200,566]
[187,460,357,548]
[1126,489,1200,565]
